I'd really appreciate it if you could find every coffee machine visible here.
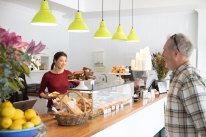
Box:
[131,70,158,101]
[132,70,158,90]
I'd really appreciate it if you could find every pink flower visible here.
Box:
[26,40,46,54]
[0,28,28,49]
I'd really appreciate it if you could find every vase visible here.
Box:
[158,78,166,82]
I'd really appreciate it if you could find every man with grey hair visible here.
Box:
[163,33,206,137]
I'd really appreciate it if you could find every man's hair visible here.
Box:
[168,33,194,57]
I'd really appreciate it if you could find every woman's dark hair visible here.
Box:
[51,51,67,70]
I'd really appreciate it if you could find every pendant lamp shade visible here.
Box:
[112,0,127,40]
[94,0,112,38]
[127,0,140,42]
[68,12,89,32]
[31,1,58,26]
[127,28,140,42]
[112,25,127,40]
[94,21,112,38]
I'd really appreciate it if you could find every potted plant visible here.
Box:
[0,27,46,102]
[152,52,169,81]
[151,52,169,93]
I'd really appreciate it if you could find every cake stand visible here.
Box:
[69,80,95,91]
[109,73,131,84]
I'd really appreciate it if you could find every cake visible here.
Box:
[68,67,96,80]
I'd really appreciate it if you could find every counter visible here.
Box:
[41,94,167,137]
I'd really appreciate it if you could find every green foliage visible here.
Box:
[0,27,45,101]
[0,47,32,101]
[152,52,169,80]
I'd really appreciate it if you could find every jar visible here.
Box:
[155,90,159,98]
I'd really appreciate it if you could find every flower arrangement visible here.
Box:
[0,27,46,101]
[152,52,169,80]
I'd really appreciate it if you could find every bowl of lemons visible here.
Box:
[0,101,44,137]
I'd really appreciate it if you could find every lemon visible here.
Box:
[0,106,16,118]
[23,122,34,129]
[13,119,26,125]
[9,122,22,130]
[25,109,36,121]
[22,118,27,123]
[30,116,41,126]
[12,109,24,120]
[0,117,12,129]
[1,101,13,108]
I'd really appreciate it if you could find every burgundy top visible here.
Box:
[38,70,79,108]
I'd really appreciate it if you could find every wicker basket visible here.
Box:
[55,90,90,126]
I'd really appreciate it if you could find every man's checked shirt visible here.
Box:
[165,62,206,137]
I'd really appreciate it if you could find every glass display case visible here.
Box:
[70,82,134,119]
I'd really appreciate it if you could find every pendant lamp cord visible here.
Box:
[78,0,79,12]
[102,0,104,21]
[132,0,133,28]
[119,0,121,25]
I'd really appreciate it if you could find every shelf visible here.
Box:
[30,70,49,73]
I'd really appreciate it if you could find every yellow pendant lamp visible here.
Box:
[127,0,140,42]
[31,0,58,26]
[112,0,127,40]
[94,0,112,38]
[127,28,139,42]
[112,25,127,40]
[68,0,89,32]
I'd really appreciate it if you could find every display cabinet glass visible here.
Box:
[70,82,134,119]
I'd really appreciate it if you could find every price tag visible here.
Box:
[112,106,115,111]
[116,104,119,110]
[107,108,111,113]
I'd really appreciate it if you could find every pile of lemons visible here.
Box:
[0,101,41,130]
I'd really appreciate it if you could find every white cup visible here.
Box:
[143,90,148,99]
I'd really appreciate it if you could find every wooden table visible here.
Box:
[41,94,167,137]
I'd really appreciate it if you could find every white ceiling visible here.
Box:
[50,0,206,12]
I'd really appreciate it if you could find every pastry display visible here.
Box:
[68,67,96,80]
[75,98,91,112]
[52,94,91,115]
[111,66,126,73]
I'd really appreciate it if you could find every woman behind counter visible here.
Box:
[38,51,79,112]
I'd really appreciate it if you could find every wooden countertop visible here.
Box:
[41,94,167,137]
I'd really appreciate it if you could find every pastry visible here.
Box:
[111,66,126,73]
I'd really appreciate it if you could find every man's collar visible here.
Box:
[172,62,190,77]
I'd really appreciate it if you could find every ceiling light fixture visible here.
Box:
[112,0,127,40]
[31,0,58,26]
[127,0,140,42]
[94,0,112,39]
[68,0,89,32]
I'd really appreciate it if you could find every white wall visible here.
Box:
[1,0,203,83]
[196,9,206,78]
[69,11,198,72]
[0,0,72,83]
